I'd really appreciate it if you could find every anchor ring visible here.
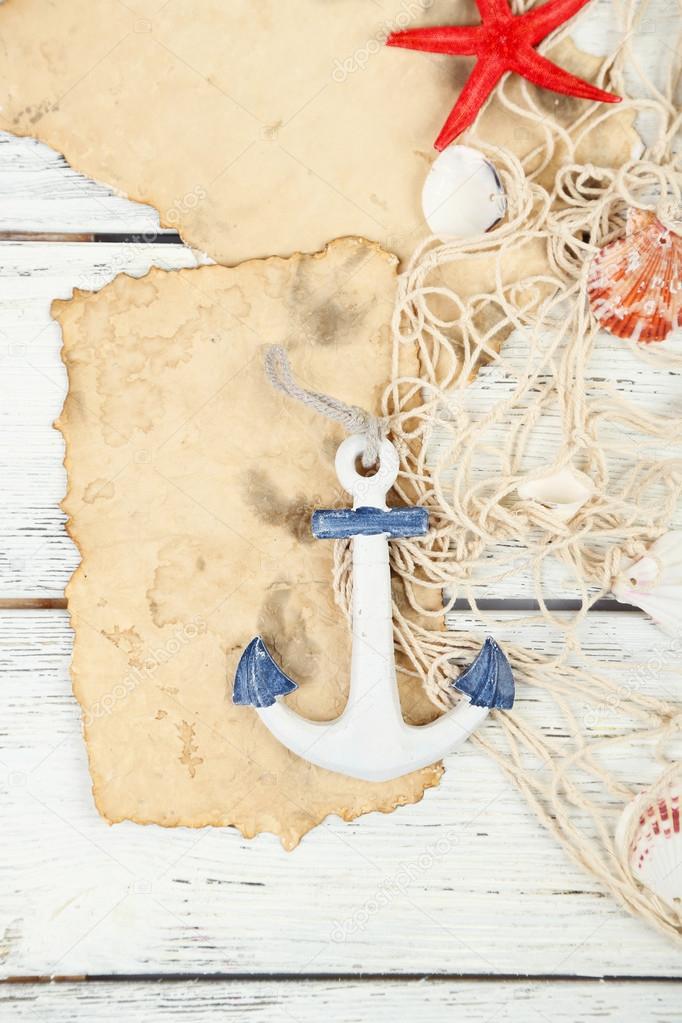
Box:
[335,434,399,508]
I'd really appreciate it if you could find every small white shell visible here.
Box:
[612,531,682,636]
[422,145,506,240]
[615,778,682,908]
[516,467,595,522]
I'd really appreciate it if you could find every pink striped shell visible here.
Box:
[588,209,682,343]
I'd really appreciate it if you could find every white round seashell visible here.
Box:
[615,782,682,908]
[612,531,682,636]
[516,466,595,523]
[422,145,506,240]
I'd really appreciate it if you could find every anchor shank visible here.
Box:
[347,532,405,728]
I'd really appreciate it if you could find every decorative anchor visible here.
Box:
[233,431,515,783]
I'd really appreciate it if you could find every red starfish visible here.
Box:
[386,0,621,150]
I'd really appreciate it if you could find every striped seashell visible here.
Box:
[588,208,682,343]
[616,777,682,908]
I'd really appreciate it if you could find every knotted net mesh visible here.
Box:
[335,0,682,942]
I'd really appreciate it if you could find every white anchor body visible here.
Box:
[233,435,513,783]
[259,529,489,782]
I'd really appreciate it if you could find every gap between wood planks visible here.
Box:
[0,598,642,613]
[0,231,182,243]
[2,972,682,985]
[0,229,644,619]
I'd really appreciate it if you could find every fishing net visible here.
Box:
[336,0,682,942]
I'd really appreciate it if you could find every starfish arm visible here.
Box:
[475,0,512,20]
[521,0,596,46]
[511,46,621,103]
[386,25,482,56]
[434,57,506,150]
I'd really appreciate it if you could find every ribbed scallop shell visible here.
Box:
[612,531,682,636]
[588,209,682,343]
[616,778,682,908]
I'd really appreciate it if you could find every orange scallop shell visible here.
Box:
[588,209,682,343]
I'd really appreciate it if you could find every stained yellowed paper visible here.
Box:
[0,0,636,265]
[55,239,442,847]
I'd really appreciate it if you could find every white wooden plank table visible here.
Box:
[0,1,681,1018]
[2,979,681,1022]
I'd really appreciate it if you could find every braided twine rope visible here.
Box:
[332,0,682,943]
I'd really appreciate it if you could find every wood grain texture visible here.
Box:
[0,242,204,597]
[0,132,166,233]
[2,979,682,1022]
[1,610,680,977]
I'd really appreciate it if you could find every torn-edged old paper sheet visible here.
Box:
[55,238,442,847]
[0,0,636,265]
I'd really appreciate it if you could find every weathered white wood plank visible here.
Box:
[0,242,205,596]
[0,133,167,234]
[2,979,681,1022]
[0,610,680,978]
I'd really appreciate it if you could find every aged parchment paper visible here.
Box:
[55,239,442,847]
[0,0,636,264]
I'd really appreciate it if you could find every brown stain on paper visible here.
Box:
[176,721,204,779]
[55,240,443,848]
[244,469,316,545]
[83,478,115,503]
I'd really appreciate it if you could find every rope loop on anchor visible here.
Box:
[264,344,388,467]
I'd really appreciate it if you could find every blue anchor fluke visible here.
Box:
[453,637,515,710]
[233,636,298,708]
